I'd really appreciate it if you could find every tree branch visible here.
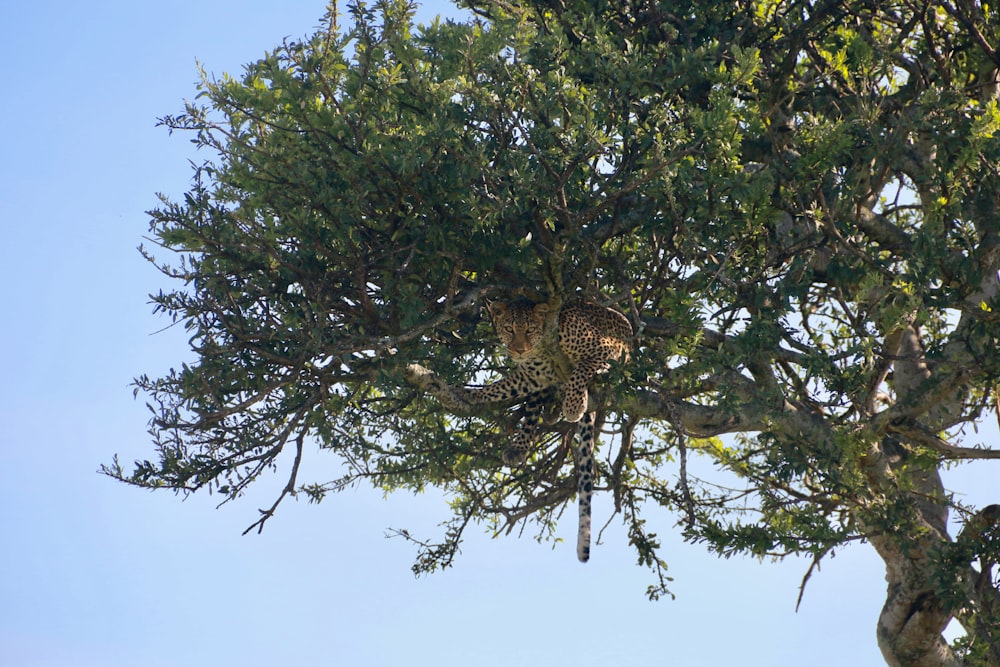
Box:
[887,422,1000,460]
[854,204,913,254]
[242,425,306,535]
[623,389,768,437]
[402,363,478,414]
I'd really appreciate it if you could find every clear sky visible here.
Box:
[1,2,996,666]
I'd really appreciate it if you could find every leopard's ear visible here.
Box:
[533,303,550,317]
[486,301,507,319]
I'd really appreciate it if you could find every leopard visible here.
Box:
[465,299,632,563]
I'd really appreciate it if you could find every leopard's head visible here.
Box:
[486,300,548,362]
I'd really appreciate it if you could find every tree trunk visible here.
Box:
[868,322,992,666]
[867,455,960,666]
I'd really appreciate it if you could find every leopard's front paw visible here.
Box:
[560,384,590,423]
[561,398,586,423]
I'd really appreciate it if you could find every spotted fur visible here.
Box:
[466,300,632,562]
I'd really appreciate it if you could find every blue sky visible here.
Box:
[1,2,996,666]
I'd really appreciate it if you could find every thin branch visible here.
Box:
[242,426,306,535]
[677,430,696,530]
[796,546,833,612]
[611,414,639,513]
[888,421,1000,460]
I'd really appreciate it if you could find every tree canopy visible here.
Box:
[108,0,1000,664]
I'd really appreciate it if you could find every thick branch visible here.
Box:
[623,389,768,437]
[855,205,913,254]
[403,363,477,414]
[955,504,1000,660]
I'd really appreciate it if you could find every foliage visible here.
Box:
[106,0,1000,663]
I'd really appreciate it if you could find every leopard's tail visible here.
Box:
[576,413,595,563]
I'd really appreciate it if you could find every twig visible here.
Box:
[242,427,306,535]
[678,429,696,530]
[796,546,832,612]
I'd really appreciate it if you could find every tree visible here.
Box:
[106,0,1000,663]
